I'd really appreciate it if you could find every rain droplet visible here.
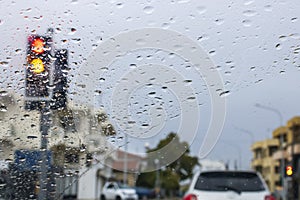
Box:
[70,28,77,34]
[0,19,4,25]
[244,0,254,6]
[0,91,8,96]
[116,2,124,8]
[15,48,22,54]
[291,17,298,22]
[143,6,154,14]
[243,10,257,17]
[209,50,216,55]
[95,36,103,43]
[0,105,7,112]
[214,18,224,25]
[197,34,209,41]
[33,15,43,20]
[0,61,9,67]
[71,0,78,4]
[187,96,196,101]
[136,38,146,45]
[279,35,287,41]
[290,33,300,39]
[219,90,230,97]
[94,90,102,95]
[196,6,206,15]
[275,43,282,50]
[148,91,156,97]
[56,27,62,33]
[71,38,81,44]
[162,23,170,29]
[129,63,137,69]
[255,79,263,84]
[242,19,252,27]
[176,0,191,3]
[264,5,272,12]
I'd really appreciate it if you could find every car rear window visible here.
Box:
[194,172,266,192]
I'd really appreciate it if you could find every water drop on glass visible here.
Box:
[143,6,154,14]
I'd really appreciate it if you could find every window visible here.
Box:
[194,172,266,192]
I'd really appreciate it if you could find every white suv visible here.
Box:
[101,182,138,200]
[183,170,276,200]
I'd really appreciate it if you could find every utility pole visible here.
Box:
[154,159,160,200]
[38,102,51,200]
[25,28,68,199]
[123,134,128,185]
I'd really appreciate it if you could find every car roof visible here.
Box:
[196,170,260,175]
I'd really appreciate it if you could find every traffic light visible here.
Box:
[50,49,68,110]
[25,35,52,98]
[286,165,293,176]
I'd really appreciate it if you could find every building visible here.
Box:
[109,150,145,186]
[0,92,117,199]
[251,116,300,199]
[251,138,280,192]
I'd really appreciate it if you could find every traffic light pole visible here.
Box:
[38,102,51,200]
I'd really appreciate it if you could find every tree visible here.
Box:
[136,133,199,196]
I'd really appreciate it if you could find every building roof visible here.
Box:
[111,150,144,172]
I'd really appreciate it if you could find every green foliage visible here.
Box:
[136,171,156,188]
[136,132,199,195]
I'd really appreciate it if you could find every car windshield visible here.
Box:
[118,183,131,189]
[194,172,266,192]
[0,1,300,200]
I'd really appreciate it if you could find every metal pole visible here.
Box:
[233,125,255,144]
[154,159,160,200]
[123,134,128,185]
[254,103,285,200]
[38,102,51,200]
[221,141,242,169]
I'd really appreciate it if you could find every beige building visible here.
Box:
[251,138,280,192]
[251,116,300,198]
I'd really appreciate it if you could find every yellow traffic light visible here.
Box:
[30,58,45,74]
[286,165,293,176]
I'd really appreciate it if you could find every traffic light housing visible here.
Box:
[50,49,69,110]
[286,165,293,176]
[25,35,52,98]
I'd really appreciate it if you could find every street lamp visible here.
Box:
[233,125,255,144]
[220,141,242,170]
[254,103,285,200]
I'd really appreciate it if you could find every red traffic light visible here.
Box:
[286,165,293,176]
[31,37,45,54]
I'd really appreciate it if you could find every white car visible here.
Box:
[183,170,276,200]
[101,182,138,200]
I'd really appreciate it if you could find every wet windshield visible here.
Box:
[0,0,300,200]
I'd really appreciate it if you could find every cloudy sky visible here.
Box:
[0,0,300,169]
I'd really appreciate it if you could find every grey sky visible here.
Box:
[1,0,300,169]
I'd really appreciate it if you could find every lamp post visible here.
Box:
[220,141,242,169]
[254,103,285,200]
[123,133,128,185]
[233,125,255,144]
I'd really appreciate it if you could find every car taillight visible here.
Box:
[265,195,276,200]
[183,194,197,200]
